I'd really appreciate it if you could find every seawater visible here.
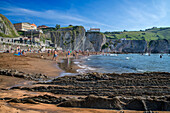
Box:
[75,54,170,74]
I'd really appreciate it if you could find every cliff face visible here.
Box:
[149,39,170,53]
[0,14,19,37]
[50,26,95,51]
[86,32,106,52]
[116,40,147,53]
[103,39,170,53]
[49,26,170,53]
[104,39,147,53]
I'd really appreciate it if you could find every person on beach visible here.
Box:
[11,48,13,53]
[67,51,70,58]
[48,50,50,56]
[22,50,25,56]
[73,51,76,58]
[82,51,85,56]
[76,51,79,59]
[41,54,44,59]
[87,52,90,56]
[52,50,58,61]
[17,46,20,51]
[51,49,54,55]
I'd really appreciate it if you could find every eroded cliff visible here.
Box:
[103,39,170,53]
[50,26,170,53]
[0,14,19,37]
[86,32,106,52]
[149,39,170,53]
[50,26,105,51]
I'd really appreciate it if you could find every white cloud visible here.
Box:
[123,0,169,29]
[0,6,114,30]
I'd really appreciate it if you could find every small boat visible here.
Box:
[145,53,149,55]
[126,57,130,60]
[145,53,150,56]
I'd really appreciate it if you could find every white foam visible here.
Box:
[59,73,77,77]
[74,62,80,64]
[110,54,118,56]
[137,69,145,72]
[87,67,96,70]
[77,64,87,68]
[76,69,86,74]
[87,59,91,60]
[81,56,88,59]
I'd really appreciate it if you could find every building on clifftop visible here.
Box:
[87,28,100,32]
[14,22,37,31]
[37,25,49,29]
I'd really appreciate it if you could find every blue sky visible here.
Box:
[0,0,170,32]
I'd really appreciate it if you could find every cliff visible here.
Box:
[0,14,19,37]
[50,26,105,51]
[103,39,170,53]
[86,32,106,51]
[149,39,170,53]
[48,25,170,53]
[51,26,85,51]
[103,39,147,53]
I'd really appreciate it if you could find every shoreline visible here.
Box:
[58,53,170,75]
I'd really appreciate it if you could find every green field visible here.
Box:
[104,27,170,41]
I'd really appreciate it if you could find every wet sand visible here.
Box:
[0,53,116,113]
[0,53,63,77]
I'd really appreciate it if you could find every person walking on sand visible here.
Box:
[48,50,50,56]
[52,50,57,61]
[52,50,58,61]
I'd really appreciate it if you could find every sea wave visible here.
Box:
[76,69,87,74]
[77,64,87,68]
[137,69,145,72]
[74,62,80,64]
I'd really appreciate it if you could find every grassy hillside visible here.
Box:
[104,27,170,41]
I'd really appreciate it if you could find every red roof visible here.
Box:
[37,25,48,28]
[90,28,100,30]
[31,24,37,27]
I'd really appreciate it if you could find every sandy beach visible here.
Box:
[0,53,170,113]
[0,53,117,113]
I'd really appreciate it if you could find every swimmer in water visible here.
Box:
[160,54,162,58]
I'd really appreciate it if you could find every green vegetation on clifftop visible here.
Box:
[104,27,170,41]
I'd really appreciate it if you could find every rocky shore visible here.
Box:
[34,72,170,96]
[0,53,170,112]
[0,94,169,111]
[0,69,49,81]
[1,68,169,111]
